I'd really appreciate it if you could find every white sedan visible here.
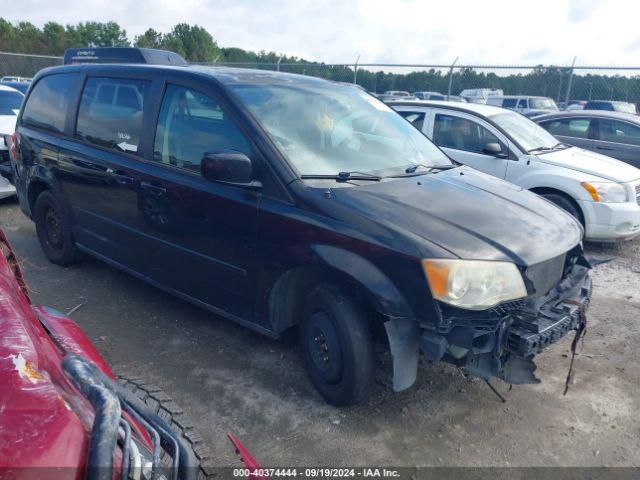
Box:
[0,84,22,198]
[390,100,640,242]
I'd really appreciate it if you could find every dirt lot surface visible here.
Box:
[1,196,639,468]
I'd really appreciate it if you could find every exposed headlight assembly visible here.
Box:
[581,181,628,203]
[421,259,527,310]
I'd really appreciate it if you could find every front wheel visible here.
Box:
[300,284,375,406]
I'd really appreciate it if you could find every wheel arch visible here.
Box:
[529,186,585,227]
[267,245,413,335]
[27,178,51,215]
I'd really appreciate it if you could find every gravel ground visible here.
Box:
[1,196,639,468]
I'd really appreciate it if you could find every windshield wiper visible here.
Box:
[301,171,382,182]
[405,163,456,173]
[528,143,570,154]
[527,146,554,153]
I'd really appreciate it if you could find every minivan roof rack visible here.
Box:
[63,47,188,66]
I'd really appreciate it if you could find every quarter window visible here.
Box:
[153,85,251,172]
[597,119,640,146]
[76,77,150,154]
[543,118,591,139]
[433,114,504,155]
[398,111,426,131]
[22,73,80,133]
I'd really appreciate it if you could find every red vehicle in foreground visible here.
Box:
[0,229,261,480]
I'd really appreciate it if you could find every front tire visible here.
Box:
[542,193,584,228]
[33,190,78,266]
[300,284,375,406]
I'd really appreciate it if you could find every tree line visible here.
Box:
[1,18,638,103]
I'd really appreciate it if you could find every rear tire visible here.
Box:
[541,193,584,228]
[117,375,213,479]
[300,284,375,406]
[33,191,78,266]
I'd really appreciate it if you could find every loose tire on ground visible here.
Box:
[117,374,213,479]
[299,284,376,406]
[33,190,79,266]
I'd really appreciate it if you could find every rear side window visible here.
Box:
[76,77,150,154]
[597,119,640,146]
[153,84,251,172]
[502,99,517,108]
[542,118,591,139]
[517,99,528,108]
[433,113,504,154]
[21,73,80,133]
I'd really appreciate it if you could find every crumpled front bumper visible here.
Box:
[385,251,594,391]
[436,254,592,385]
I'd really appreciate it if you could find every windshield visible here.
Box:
[490,112,560,152]
[0,90,23,115]
[529,98,558,110]
[231,82,452,176]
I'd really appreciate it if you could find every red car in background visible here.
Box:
[0,228,263,480]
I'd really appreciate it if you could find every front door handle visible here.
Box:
[106,168,134,185]
[140,181,167,196]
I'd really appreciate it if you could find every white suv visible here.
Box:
[486,95,559,117]
[391,100,640,241]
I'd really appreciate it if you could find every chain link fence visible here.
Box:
[216,62,640,107]
[0,51,63,78]
[2,51,640,108]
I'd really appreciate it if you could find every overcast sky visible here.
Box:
[5,0,640,66]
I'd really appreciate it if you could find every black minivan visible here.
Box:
[9,48,592,405]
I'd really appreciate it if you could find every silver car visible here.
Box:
[534,110,640,169]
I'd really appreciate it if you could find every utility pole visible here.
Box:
[564,56,576,105]
[353,54,361,84]
[277,54,283,72]
[447,57,459,100]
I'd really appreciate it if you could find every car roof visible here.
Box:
[34,63,342,89]
[533,110,640,123]
[490,95,551,99]
[387,99,509,117]
[585,99,633,105]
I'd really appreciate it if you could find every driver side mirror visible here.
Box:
[200,150,261,188]
[483,142,507,159]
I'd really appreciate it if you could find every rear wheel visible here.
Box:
[299,284,375,406]
[33,191,78,266]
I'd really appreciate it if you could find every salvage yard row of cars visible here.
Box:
[1,47,640,478]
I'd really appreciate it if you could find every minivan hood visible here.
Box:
[330,167,581,266]
[537,146,640,183]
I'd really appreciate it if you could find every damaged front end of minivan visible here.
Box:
[385,244,593,391]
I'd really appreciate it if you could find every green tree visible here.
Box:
[166,23,220,62]
[66,21,129,47]
[134,28,163,49]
